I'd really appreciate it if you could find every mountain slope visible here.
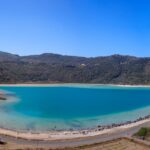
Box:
[0,51,149,84]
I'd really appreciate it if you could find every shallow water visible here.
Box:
[0,85,150,131]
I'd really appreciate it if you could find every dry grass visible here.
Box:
[76,138,150,150]
[0,138,150,150]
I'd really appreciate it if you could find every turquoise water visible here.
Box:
[0,85,150,131]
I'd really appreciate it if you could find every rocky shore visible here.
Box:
[96,115,150,131]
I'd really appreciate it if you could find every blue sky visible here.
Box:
[0,0,150,57]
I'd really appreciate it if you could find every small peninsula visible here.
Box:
[0,92,7,100]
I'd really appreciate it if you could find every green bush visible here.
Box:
[135,127,148,137]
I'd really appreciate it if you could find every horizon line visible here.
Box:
[0,50,149,58]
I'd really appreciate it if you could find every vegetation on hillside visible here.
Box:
[0,51,150,84]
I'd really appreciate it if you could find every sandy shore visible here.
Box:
[0,118,149,141]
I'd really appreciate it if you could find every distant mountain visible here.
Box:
[21,53,87,65]
[0,51,150,84]
[0,51,19,62]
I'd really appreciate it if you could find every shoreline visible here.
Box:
[0,115,149,141]
[0,83,150,88]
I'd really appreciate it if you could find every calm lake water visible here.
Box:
[0,85,150,131]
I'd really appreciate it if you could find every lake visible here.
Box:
[0,84,150,131]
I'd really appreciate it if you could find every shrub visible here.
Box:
[135,127,148,137]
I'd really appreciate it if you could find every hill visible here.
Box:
[0,51,150,84]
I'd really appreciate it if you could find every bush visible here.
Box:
[135,127,148,137]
